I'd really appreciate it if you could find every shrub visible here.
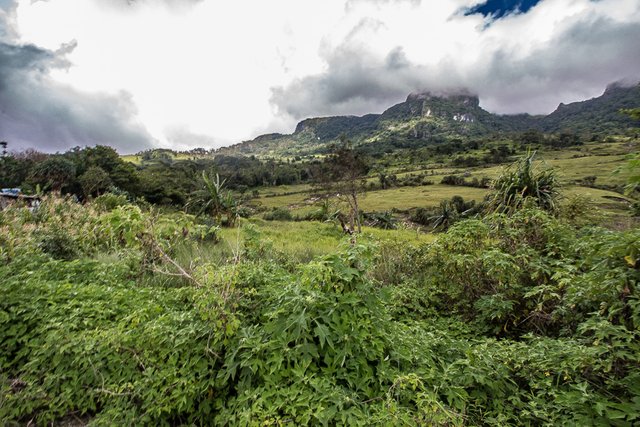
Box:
[3,197,640,426]
[93,192,129,211]
[35,227,79,260]
[440,175,466,186]
[560,194,601,227]
[263,207,293,221]
[490,151,560,214]
[362,211,397,229]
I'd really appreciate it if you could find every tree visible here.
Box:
[187,171,237,226]
[314,139,369,234]
[78,166,112,198]
[621,108,640,121]
[0,156,32,188]
[29,156,76,193]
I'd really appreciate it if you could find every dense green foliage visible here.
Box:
[0,146,315,208]
[1,194,639,425]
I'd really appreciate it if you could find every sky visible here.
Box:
[0,0,639,153]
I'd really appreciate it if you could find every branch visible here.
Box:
[148,238,203,287]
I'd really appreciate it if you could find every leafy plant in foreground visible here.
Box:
[491,150,560,214]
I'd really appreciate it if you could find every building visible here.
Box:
[0,189,41,211]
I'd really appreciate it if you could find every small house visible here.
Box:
[0,189,41,211]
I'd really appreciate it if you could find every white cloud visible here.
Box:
[4,0,640,151]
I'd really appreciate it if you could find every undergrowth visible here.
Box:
[1,197,639,425]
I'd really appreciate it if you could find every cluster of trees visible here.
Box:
[0,146,317,205]
[1,146,138,197]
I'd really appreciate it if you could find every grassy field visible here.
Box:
[174,218,435,265]
[252,140,635,218]
[119,139,636,221]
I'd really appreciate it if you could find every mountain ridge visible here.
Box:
[219,82,640,157]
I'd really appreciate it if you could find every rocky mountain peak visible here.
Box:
[406,89,480,108]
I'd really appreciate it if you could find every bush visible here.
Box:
[490,151,560,214]
[0,257,231,425]
[560,194,601,227]
[263,207,294,221]
[362,211,397,229]
[440,175,466,186]
[409,196,480,230]
[93,192,129,211]
[35,227,79,260]
[3,197,640,425]
[440,175,490,188]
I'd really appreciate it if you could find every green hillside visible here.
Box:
[219,83,640,158]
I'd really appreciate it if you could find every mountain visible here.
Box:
[540,82,640,134]
[219,82,640,157]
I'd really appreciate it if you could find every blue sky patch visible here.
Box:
[465,0,542,19]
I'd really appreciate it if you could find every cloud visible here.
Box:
[164,126,219,151]
[270,47,433,119]
[475,14,640,113]
[4,0,640,151]
[0,2,154,153]
[271,0,640,121]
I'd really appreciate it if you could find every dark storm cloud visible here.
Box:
[0,3,154,153]
[271,10,640,121]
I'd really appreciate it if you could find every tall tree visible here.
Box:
[315,138,369,234]
[78,166,112,198]
[29,156,76,194]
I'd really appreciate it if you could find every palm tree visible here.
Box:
[187,171,234,225]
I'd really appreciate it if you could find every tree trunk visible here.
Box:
[352,192,361,234]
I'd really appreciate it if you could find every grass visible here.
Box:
[256,184,491,216]
[360,185,489,211]
[256,182,630,217]
[174,219,434,265]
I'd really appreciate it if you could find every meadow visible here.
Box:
[254,140,634,222]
